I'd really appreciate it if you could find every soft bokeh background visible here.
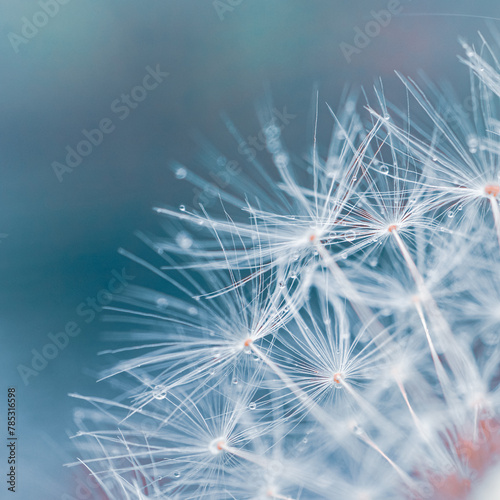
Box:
[1,0,499,498]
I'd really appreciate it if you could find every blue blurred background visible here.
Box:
[1,0,499,497]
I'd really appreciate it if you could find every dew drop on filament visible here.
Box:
[175,167,187,179]
[345,230,355,242]
[176,232,193,249]
[156,297,169,309]
[153,385,167,400]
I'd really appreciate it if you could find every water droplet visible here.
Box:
[462,41,473,56]
[188,306,198,316]
[153,385,167,400]
[156,297,169,309]
[179,205,186,212]
[176,231,193,249]
[249,402,256,410]
[265,124,280,140]
[279,280,286,288]
[369,258,378,267]
[302,437,308,444]
[175,167,187,179]
[232,378,238,385]
[344,230,356,242]
[380,165,389,175]
[173,471,181,478]
[274,153,288,169]
[342,252,348,259]
[467,134,479,153]
[448,211,455,218]
[353,424,363,436]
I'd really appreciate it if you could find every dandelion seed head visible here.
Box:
[70,36,500,500]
